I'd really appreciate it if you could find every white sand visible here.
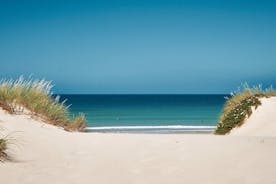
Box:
[1,104,276,184]
[231,97,276,136]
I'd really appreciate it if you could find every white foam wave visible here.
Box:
[86,125,216,130]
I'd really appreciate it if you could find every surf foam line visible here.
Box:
[86,125,216,131]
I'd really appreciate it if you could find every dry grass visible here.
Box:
[215,84,276,135]
[0,138,7,161]
[0,76,86,131]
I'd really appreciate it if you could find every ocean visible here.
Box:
[60,95,228,133]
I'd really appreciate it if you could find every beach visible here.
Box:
[1,104,276,184]
[1,0,275,183]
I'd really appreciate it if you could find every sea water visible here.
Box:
[60,95,227,132]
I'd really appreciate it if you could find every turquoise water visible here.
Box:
[60,95,227,131]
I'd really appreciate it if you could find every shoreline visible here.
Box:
[85,125,216,134]
[86,129,215,134]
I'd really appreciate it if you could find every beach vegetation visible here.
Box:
[215,84,276,135]
[0,76,86,131]
[0,138,7,161]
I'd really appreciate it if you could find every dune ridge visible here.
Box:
[230,97,276,136]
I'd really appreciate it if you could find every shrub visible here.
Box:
[0,76,86,132]
[215,84,276,135]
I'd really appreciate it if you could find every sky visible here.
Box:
[0,0,275,94]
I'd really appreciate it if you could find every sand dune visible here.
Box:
[1,104,276,184]
[231,97,276,136]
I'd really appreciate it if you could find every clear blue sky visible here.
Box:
[0,0,275,94]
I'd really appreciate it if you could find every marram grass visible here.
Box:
[0,138,7,161]
[0,76,86,131]
[215,84,276,135]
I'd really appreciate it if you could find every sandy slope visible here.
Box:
[0,108,276,184]
[231,97,276,136]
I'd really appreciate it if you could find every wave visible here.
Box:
[86,125,216,132]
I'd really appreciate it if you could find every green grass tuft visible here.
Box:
[215,84,276,135]
[0,76,86,131]
[0,138,7,161]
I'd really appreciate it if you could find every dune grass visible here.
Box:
[0,76,86,132]
[0,138,7,161]
[215,84,276,135]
